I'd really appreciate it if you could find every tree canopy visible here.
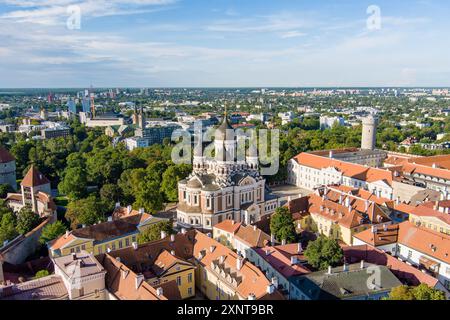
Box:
[304,236,344,270]
[137,221,174,244]
[270,207,297,244]
[387,284,446,300]
[40,220,68,245]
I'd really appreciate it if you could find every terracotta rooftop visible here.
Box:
[214,220,242,234]
[234,223,272,248]
[343,244,439,288]
[21,165,50,187]
[254,243,311,279]
[98,253,168,300]
[293,152,393,186]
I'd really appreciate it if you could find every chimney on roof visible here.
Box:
[139,208,145,214]
[339,194,343,204]
[383,224,388,231]
[248,293,256,300]
[115,202,120,209]
[329,150,334,158]
[219,255,225,264]
[116,257,121,263]
[434,201,439,211]
[156,287,164,297]
[107,216,113,222]
[271,277,278,289]
[170,250,175,256]
[161,231,167,239]
[135,274,144,290]
[343,263,349,272]
[371,225,377,234]
[345,196,350,208]
[170,234,175,242]
[327,266,332,275]
[266,284,275,294]
[360,260,365,270]
[210,245,216,253]
[206,233,212,238]
[297,242,302,254]
[236,256,244,271]
[281,239,286,245]
[396,197,400,205]
[253,225,257,231]
[71,252,77,261]
[270,234,275,245]
[181,228,187,234]
[432,163,437,169]
[127,205,132,215]
[65,230,70,238]
[132,242,138,250]
[365,201,369,212]
[290,256,298,265]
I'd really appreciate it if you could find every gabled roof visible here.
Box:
[21,165,50,187]
[98,253,168,300]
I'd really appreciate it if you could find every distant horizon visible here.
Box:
[1,86,449,91]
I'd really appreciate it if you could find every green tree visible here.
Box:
[0,184,15,197]
[161,164,192,202]
[58,166,88,200]
[304,236,344,270]
[39,221,67,245]
[0,212,18,243]
[15,207,40,235]
[100,183,123,208]
[65,195,107,229]
[270,207,297,243]
[388,284,446,300]
[34,270,50,279]
[137,221,174,244]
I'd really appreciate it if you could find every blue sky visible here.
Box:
[0,0,449,87]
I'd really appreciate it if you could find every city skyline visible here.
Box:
[0,0,450,88]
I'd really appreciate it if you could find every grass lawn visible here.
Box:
[54,196,69,207]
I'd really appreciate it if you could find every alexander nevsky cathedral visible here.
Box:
[176,113,280,231]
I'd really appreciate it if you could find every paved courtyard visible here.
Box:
[270,184,313,206]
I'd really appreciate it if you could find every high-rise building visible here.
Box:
[67,98,77,114]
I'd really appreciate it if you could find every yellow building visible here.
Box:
[49,209,167,258]
[103,232,197,300]
[287,186,392,245]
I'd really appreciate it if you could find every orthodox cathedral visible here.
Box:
[176,113,279,231]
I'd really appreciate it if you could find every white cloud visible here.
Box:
[280,31,306,39]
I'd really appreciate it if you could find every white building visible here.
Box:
[287,152,394,199]
[319,116,345,130]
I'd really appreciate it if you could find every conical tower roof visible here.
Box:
[21,165,50,187]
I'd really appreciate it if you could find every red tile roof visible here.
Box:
[254,243,311,278]
[343,244,439,288]
[21,166,50,187]
[293,152,393,185]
